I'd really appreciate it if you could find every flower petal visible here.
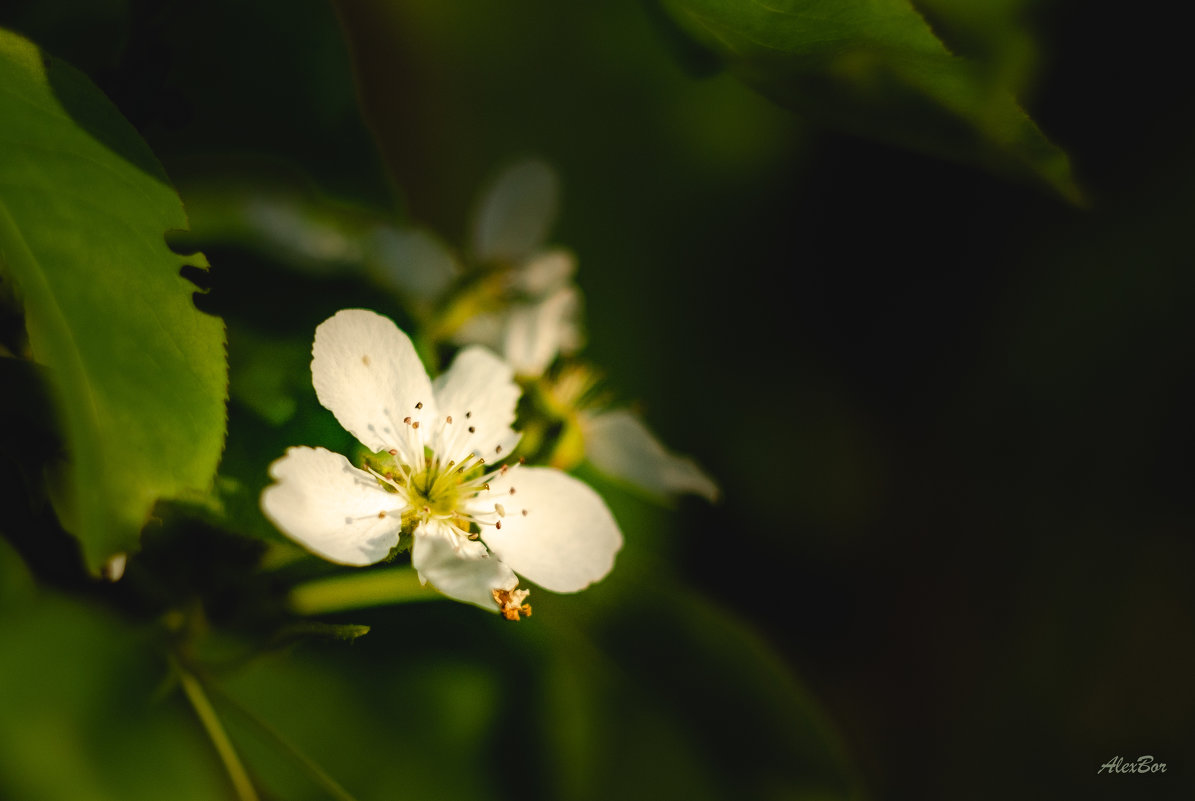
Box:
[367,227,460,304]
[431,345,521,463]
[261,446,402,566]
[311,308,437,455]
[502,286,583,378]
[411,519,518,611]
[478,467,622,593]
[584,410,720,502]
[511,249,575,296]
[471,159,559,264]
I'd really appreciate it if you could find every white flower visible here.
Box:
[452,159,585,376]
[464,160,717,501]
[260,309,622,616]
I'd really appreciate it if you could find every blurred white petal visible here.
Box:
[585,410,720,502]
[367,226,460,303]
[501,286,583,378]
[471,158,559,264]
[512,249,575,296]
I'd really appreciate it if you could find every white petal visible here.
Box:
[511,249,576,296]
[411,520,518,611]
[430,345,521,463]
[367,227,460,303]
[584,410,720,502]
[261,447,403,566]
[311,309,437,455]
[478,467,622,593]
[502,286,583,378]
[471,159,559,264]
[450,310,504,351]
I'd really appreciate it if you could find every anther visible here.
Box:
[495,444,503,454]
[388,448,397,456]
[466,411,472,419]
[521,509,528,516]
[496,520,502,530]
[468,426,476,433]
[468,532,480,541]
[509,487,516,495]
[495,503,506,517]
[518,456,526,464]
[377,512,386,519]
[403,416,412,425]
[412,421,420,429]
[446,415,453,424]
[415,401,423,409]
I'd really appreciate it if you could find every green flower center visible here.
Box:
[407,465,463,518]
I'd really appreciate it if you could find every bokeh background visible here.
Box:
[2,1,1192,800]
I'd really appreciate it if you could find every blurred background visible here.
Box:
[1,1,1193,799]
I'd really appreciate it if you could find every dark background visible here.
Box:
[4,1,1193,799]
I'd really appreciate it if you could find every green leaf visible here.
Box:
[536,580,866,801]
[0,29,228,572]
[658,0,1082,202]
[0,577,229,800]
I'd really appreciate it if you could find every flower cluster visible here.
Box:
[262,160,716,617]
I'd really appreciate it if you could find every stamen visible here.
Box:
[495,503,506,517]
[493,587,532,621]
[415,401,423,410]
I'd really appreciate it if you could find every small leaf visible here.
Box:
[658,0,1082,201]
[0,29,228,572]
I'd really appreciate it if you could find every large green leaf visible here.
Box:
[658,0,1081,202]
[0,29,227,572]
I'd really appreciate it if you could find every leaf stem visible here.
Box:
[174,659,260,801]
[289,565,439,615]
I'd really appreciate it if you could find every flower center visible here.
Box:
[407,464,463,518]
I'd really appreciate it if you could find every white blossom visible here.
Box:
[260,309,622,616]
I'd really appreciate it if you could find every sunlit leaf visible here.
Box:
[0,29,228,572]
[658,0,1081,201]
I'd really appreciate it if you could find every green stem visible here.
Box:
[289,565,439,615]
[174,660,260,801]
